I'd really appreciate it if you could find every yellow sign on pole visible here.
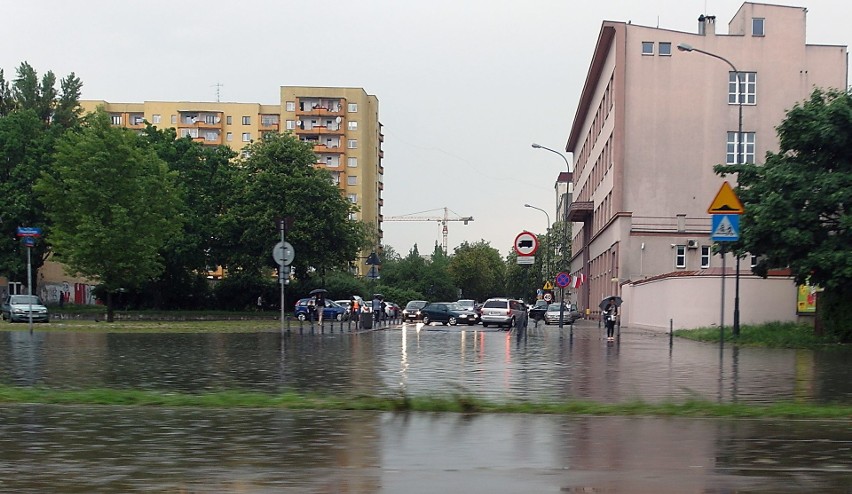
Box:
[708,181,744,214]
[542,280,553,290]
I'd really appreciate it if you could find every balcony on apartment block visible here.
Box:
[296,99,344,117]
[178,112,223,130]
[127,113,146,129]
[259,115,280,132]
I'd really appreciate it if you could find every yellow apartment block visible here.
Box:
[80,86,384,277]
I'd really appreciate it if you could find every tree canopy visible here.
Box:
[0,62,83,290]
[35,110,182,320]
[715,88,852,340]
[220,132,369,280]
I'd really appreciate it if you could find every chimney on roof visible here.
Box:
[698,14,717,36]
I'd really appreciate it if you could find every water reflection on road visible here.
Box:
[0,404,848,493]
[1,322,849,405]
[1,322,851,492]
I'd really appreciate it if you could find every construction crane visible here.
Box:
[384,207,474,254]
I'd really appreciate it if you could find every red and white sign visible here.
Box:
[514,231,539,256]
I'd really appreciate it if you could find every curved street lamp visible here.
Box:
[524,203,551,279]
[677,42,744,338]
[523,203,550,230]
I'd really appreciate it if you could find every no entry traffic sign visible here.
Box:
[514,231,539,256]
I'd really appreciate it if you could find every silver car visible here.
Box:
[1,294,50,323]
[544,303,581,325]
[479,298,523,328]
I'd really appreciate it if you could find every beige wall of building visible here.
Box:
[81,86,383,277]
[566,2,847,329]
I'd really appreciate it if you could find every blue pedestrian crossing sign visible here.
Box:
[711,214,740,241]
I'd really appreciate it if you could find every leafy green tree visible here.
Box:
[715,88,852,341]
[138,125,237,309]
[35,110,182,321]
[505,250,540,302]
[0,63,83,292]
[221,133,368,280]
[448,240,505,301]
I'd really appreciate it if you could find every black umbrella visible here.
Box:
[309,288,328,295]
[372,293,384,299]
[598,296,623,311]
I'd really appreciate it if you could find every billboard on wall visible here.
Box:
[796,283,820,314]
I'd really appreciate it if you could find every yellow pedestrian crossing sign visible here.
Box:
[543,280,553,290]
[707,181,744,214]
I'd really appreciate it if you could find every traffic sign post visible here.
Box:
[708,181,744,341]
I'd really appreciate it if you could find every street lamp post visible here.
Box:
[532,143,573,327]
[524,203,551,278]
[531,143,572,249]
[677,43,743,338]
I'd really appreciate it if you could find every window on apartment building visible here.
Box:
[226,132,233,142]
[348,194,357,204]
[326,156,334,166]
[641,41,654,55]
[152,114,161,124]
[658,42,672,56]
[286,120,295,130]
[752,18,765,36]
[726,131,755,164]
[286,101,295,112]
[751,255,759,268]
[347,157,358,167]
[348,121,358,130]
[111,114,122,125]
[242,132,251,142]
[347,139,357,149]
[242,116,251,125]
[700,245,711,268]
[675,245,686,268]
[347,176,357,186]
[171,115,177,124]
[348,103,358,112]
[729,72,757,105]
[226,116,232,125]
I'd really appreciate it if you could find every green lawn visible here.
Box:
[674,321,842,348]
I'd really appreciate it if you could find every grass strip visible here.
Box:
[0,386,848,419]
[674,321,844,348]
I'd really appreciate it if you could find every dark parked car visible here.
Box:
[528,300,548,321]
[402,300,428,322]
[1,294,50,323]
[420,302,477,326]
[294,298,347,321]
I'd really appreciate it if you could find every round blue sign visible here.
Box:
[555,272,571,288]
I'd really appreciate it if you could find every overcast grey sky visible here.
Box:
[3,0,849,257]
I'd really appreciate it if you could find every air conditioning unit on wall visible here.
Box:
[687,239,699,249]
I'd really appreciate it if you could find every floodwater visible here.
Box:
[1,320,849,405]
[0,321,849,493]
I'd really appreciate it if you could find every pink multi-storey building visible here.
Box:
[566,3,847,330]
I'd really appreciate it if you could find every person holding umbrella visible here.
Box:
[602,296,619,341]
[310,289,328,325]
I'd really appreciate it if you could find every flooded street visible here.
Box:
[0,321,850,492]
[1,320,849,404]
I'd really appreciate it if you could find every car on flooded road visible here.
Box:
[420,302,477,326]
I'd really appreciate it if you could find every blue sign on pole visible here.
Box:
[711,214,740,242]
[16,227,42,237]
